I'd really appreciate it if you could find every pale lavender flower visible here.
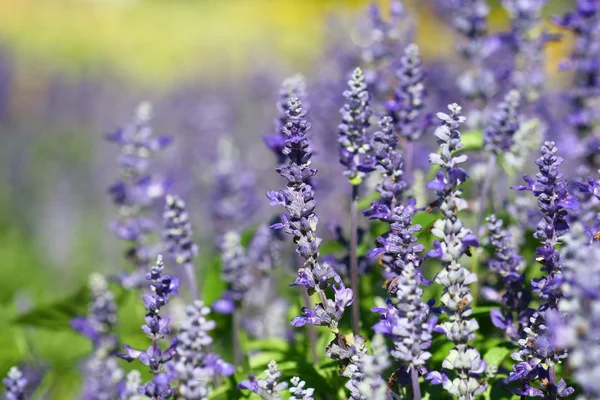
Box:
[357,334,391,400]
[213,231,251,315]
[483,90,521,154]
[554,0,600,137]
[3,367,26,400]
[118,255,179,399]
[163,194,200,300]
[237,361,288,400]
[425,104,486,399]
[106,102,172,288]
[289,376,315,400]
[510,141,578,397]
[386,44,426,141]
[338,67,375,185]
[174,301,233,399]
[71,274,123,400]
[326,334,367,400]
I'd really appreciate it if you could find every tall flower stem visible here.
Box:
[477,154,496,236]
[350,184,361,335]
[411,367,422,400]
[297,255,319,364]
[183,264,199,301]
[233,308,242,367]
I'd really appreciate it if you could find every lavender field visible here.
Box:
[0,0,598,399]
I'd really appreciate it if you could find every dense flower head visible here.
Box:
[548,242,600,398]
[483,90,521,153]
[485,215,532,341]
[213,231,251,314]
[118,255,179,398]
[452,0,496,107]
[174,301,234,399]
[3,367,27,400]
[288,376,315,400]
[356,334,391,400]
[509,142,578,397]
[120,370,144,400]
[372,260,434,368]
[106,102,172,288]
[264,75,308,165]
[553,0,600,137]
[386,43,426,141]
[238,360,288,400]
[338,67,375,185]
[211,137,258,242]
[325,334,367,400]
[501,0,554,100]
[364,116,406,215]
[361,1,411,99]
[267,97,351,333]
[71,274,123,400]
[163,194,198,268]
[425,103,486,399]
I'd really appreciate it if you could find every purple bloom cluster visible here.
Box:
[163,194,199,300]
[484,215,531,342]
[106,102,172,288]
[213,231,251,314]
[510,141,578,397]
[554,0,600,137]
[386,44,426,141]
[267,97,352,332]
[3,367,27,400]
[264,75,308,166]
[71,274,123,400]
[452,0,496,109]
[238,360,288,400]
[483,90,521,154]
[173,301,234,399]
[425,104,486,398]
[118,255,179,399]
[338,67,375,185]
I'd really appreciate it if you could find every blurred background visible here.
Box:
[0,0,574,398]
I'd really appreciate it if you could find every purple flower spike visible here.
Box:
[3,367,27,400]
[118,255,178,396]
[427,104,487,398]
[106,102,172,289]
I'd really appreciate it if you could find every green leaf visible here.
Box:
[12,285,90,330]
[460,130,484,152]
[202,255,225,304]
[484,343,513,367]
[471,306,495,316]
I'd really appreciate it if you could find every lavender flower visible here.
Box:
[71,274,123,400]
[289,376,315,400]
[264,75,307,165]
[364,116,406,217]
[452,0,496,123]
[338,67,375,185]
[163,194,199,300]
[118,255,179,399]
[554,0,600,137]
[120,371,144,400]
[502,0,554,100]
[106,102,172,288]
[237,360,288,400]
[483,90,521,154]
[510,141,578,397]
[267,97,352,333]
[548,241,600,398]
[357,334,391,400]
[425,104,486,399]
[211,137,257,242]
[386,44,426,141]
[360,1,411,100]
[484,215,531,342]
[213,231,251,315]
[326,334,367,400]
[3,367,26,400]
[174,301,233,399]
